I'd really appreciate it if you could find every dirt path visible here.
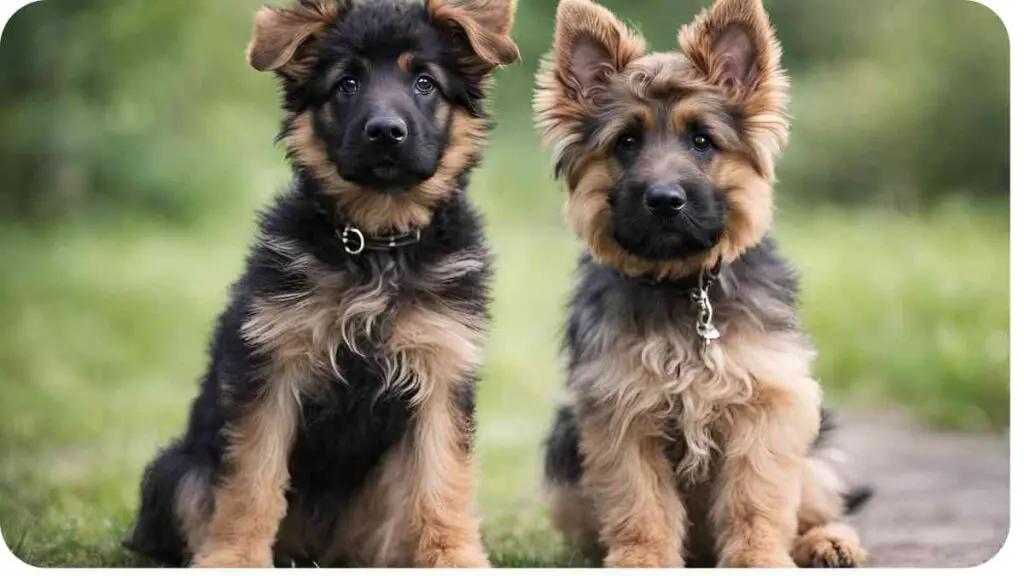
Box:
[836,411,1009,568]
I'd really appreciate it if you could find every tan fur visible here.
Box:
[386,303,486,406]
[554,309,839,566]
[408,385,488,566]
[569,297,815,482]
[709,379,820,567]
[273,497,320,562]
[576,408,686,567]
[244,241,486,390]
[545,480,602,562]
[326,437,417,566]
[243,237,391,385]
[797,444,847,534]
[327,404,484,567]
[324,298,488,567]
[397,51,416,74]
[247,0,339,79]
[792,523,867,568]
[284,108,488,234]
[175,469,211,554]
[427,0,520,69]
[191,381,300,567]
[547,443,860,567]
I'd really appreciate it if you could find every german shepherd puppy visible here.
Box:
[535,0,870,567]
[124,0,518,567]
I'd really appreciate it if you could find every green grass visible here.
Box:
[0,153,1008,565]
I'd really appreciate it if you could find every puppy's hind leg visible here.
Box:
[124,440,214,567]
[190,382,298,568]
[543,405,603,565]
[792,414,872,568]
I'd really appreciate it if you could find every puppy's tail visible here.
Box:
[843,484,874,514]
[815,408,875,516]
[124,440,213,567]
[543,404,583,485]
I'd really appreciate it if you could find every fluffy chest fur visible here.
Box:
[224,186,491,509]
[241,244,488,406]
[564,239,814,479]
[238,185,491,397]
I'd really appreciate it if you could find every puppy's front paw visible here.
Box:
[718,549,796,568]
[605,545,684,568]
[417,544,491,568]
[191,547,273,568]
[793,524,867,568]
[808,540,862,568]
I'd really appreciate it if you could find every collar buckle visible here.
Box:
[339,225,366,255]
[691,259,724,351]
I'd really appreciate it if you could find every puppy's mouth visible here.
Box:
[611,216,723,261]
[371,159,402,181]
[342,156,432,192]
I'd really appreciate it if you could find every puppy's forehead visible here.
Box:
[325,2,442,62]
[587,51,740,150]
[615,52,705,101]
[626,53,691,78]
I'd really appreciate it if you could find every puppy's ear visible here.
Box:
[247,0,340,73]
[551,0,646,103]
[533,0,644,169]
[679,0,789,170]
[678,0,784,98]
[428,0,520,70]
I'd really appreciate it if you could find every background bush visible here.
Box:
[0,0,1009,221]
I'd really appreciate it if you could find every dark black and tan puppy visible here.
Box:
[535,0,870,568]
[124,0,518,568]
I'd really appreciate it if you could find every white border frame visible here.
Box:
[0,0,1015,573]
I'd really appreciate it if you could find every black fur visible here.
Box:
[125,0,495,566]
[543,405,582,485]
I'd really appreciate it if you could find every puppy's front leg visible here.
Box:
[191,384,298,568]
[389,306,489,568]
[711,380,820,568]
[405,381,489,568]
[579,411,686,567]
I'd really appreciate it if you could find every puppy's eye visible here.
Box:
[691,132,714,152]
[616,134,641,153]
[339,76,360,95]
[414,74,436,95]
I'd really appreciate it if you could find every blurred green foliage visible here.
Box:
[0,0,1009,221]
[0,0,278,222]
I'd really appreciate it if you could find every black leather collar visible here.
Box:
[627,255,724,296]
[307,180,423,255]
[335,223,421,255]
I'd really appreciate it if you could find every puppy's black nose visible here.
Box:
[364,116,408,145]
[643,182,687,217]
